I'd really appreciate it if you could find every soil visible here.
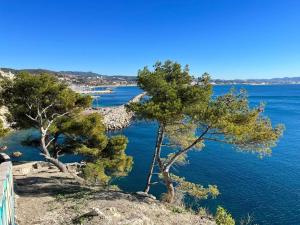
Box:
[13,162,216,225]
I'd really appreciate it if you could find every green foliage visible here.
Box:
[56,114,133,184]
[201,89,284,156]
[54,113,108,153]
[127,60,212,125]
[165,122,202,150]
[131,60,283,159]
[170,206,185,214]
[0,72,92,129]
[197,207,211,217]
[215,206,235,225]
[83,162,110,184]
[170,174,220,200]
[0,72,132,183]
[129,60,283,204]
[166,153,189,166]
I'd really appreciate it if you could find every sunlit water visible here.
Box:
[2,85,300,225]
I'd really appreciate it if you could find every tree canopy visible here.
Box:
[1,72,91,129]
[52,113,133,184]
[128,60,284,203]
[0,72,133,183]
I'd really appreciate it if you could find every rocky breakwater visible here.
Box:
[83,92,146,130]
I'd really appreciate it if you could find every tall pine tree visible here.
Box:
[128,60,283,203]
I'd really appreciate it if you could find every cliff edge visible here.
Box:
[13,162,215,225]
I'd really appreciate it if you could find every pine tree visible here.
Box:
[1,72,133,182]
[128,60,283,203]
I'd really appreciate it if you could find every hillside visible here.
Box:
[14,162,216,225]
[0,68,136,85]
[2,67,300,85]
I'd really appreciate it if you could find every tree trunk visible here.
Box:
[46,156,68,172]
[144,124,164,193]
[52,132,61,159]
[40,133,68,173]
[162,170,175,203]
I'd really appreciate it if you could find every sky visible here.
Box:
[0,0,300,79]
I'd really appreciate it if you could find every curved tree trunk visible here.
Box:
[46,156,68,172]
[162,170,175,203]
[144,124,164,193]
[40,133,68,172]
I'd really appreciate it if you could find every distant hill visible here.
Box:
[1,67,300,84]
[0,68,137,83]
[211,77,300,85]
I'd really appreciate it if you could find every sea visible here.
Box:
[1,85,300,225]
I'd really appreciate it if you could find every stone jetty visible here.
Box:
[83,92,146,130]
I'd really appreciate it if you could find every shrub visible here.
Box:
[215,206,235,225]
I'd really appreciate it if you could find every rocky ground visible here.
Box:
[13,162,215,225]
[83,92,146,130]
[0,106,9,128]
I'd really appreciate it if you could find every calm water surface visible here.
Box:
[2,85,300,225]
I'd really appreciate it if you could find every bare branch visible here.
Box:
[45,137,56,148]
[25,114,38,122]
[43,111,70,133]
[26,103,33,110]
[150,182,159,185]
[156,129,165,170]
[51,111,69,120]
[41,103,54,121]
[41,103,54,115]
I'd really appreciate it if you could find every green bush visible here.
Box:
[215,206,235,225]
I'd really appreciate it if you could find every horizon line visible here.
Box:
[1,66,300,80]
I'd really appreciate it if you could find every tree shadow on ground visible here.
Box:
[14,175,156,204]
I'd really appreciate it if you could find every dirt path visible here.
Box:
[13,162,215,225]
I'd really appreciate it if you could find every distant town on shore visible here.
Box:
[1,67,300,86]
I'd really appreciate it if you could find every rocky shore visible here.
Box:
[83,92,146,130]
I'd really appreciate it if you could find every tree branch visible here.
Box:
[45,137,56,148]
[41,103,54,115]
[43,111,69,133]
[25,114,38,122]
[203,137,230,144]
[156,126,165,170]
[51,111,69,120]
[164,126,210,171]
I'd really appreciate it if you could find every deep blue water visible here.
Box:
[2,85,300,225]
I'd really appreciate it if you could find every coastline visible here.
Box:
[83,92,146,130]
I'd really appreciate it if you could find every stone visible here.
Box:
[82,92,146,131]
[136,191,157,200]
[0,146,7,151]
[11,151,23,158]
[32,162,41,169]
[84,207,105,218]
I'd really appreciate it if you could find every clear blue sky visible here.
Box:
[0,0,300,79]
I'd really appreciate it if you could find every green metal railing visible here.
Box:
[0,154,14,225]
